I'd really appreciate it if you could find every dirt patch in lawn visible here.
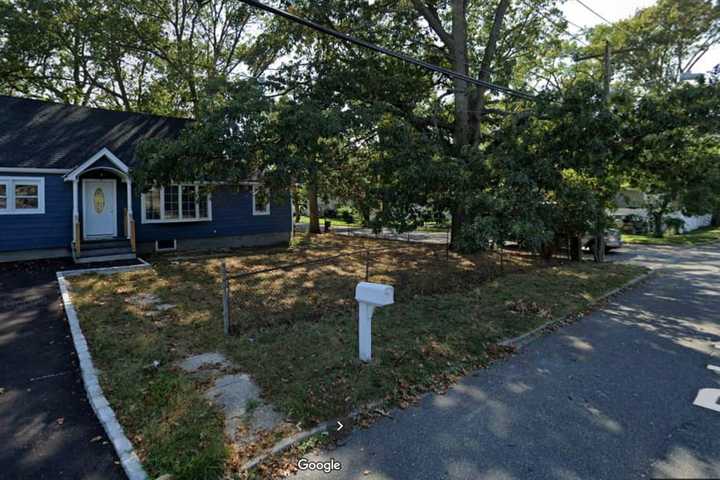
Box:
[67,236,647,479]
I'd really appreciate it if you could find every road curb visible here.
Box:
[499,269,655,349]
[240,400,385,472]
[56,260,152,480]
[241,268,656,474]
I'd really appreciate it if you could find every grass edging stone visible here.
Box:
[56,260,153,480]
[499,269,655,349]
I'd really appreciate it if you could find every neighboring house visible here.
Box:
[614,188,711,233]
[0,95,292,263]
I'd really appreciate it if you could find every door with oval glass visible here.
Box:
[83,179,117,239]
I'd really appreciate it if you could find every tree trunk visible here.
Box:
[412,0,510,250]
[447,0,469,250]
[593,231,606,262]
[653,212,664,238]
[570,236,582,262]
[592,208,606,263]
[290,184,302,223]
[358,204,371,227]
[307,182,321,234]
[450,206,465,249]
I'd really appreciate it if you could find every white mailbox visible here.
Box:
[355,282,394,306]
[355,282,394,362]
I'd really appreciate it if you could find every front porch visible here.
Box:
[65,148,137,263]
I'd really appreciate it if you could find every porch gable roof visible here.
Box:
[64,147,130,182]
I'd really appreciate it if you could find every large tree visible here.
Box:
[627,81,720,235]
[0,0,281,115]
[584,0,720,89]
[263,0,567,243]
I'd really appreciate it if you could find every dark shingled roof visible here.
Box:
[0,95,189,170]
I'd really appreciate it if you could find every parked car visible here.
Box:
[614,214,649,234]
[582,228,623,253]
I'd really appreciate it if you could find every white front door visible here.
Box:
[83,179,117,239]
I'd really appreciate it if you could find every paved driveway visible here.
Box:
[0,266,123,479]
[293,243,720,480]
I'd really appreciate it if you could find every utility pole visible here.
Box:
[594,40,612,263]
[573,41,643,263]
[603,40,612,100]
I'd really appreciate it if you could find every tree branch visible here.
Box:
[410,0,454,55]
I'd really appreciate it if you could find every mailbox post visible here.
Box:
[355,282,394,362]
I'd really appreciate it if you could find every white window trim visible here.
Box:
[252,185,271,216]
[0,167,70,174]
[141,184,212,224]
[155,239,177,252]
[0,176,45,215]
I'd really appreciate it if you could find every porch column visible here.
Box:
[126,177,133,239]
[126,176,136,253]
[72,179,80,255]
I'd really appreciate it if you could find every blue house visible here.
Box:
[0,95,292,263]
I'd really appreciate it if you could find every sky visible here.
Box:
[560,0,719,74]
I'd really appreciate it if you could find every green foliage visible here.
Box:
[628,82,720,225]
[0,0,276,115]
[585,0,720,89]
[664,217,686,234]
[337,207,355,224]
[134,79,273,189]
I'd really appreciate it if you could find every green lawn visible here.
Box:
[67,237,645,479]
[623,225,720,246]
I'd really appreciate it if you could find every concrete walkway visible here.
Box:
[0,265,124,479]
[293,243,720,479]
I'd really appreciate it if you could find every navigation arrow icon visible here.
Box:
[336,421,344,432]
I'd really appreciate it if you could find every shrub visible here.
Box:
[664,217,686,234]
[338,207,355,224]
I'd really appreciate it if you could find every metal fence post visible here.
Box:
[222,260,230,336]
[446,226,451,261]
[365,248,370,282]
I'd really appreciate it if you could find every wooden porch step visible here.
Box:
[82,239,131,250]
[76,239,135,264]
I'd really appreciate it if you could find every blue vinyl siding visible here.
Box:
[0,176,291,254]
[0,174,72,252]
[134,186,291,242]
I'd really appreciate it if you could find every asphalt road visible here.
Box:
[0,264,124,480]
[293,243,720,480]
[295,224,451,245]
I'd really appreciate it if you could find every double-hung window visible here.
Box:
[0,177,45,215]
[141,184,211,223]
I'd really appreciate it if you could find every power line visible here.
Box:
[573,0,633,36]
[574,0,614,26]
[518,0,589,46]
[239,0,536,101]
